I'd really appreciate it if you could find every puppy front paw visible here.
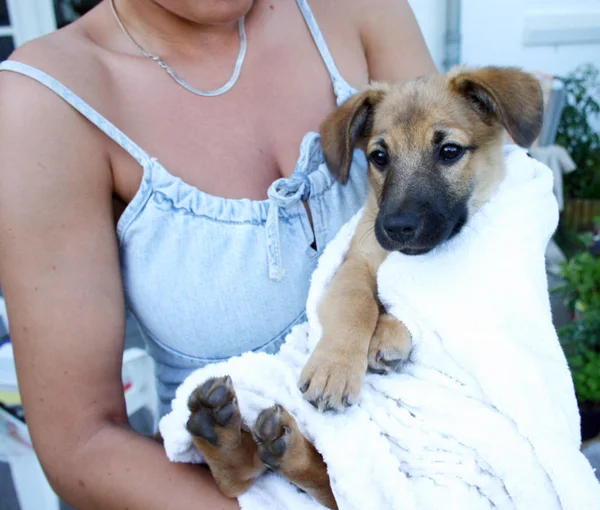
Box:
[367,314,412,374]
[299,344,367,412]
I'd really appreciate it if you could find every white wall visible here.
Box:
[461,0,600,76]
[7,0,56,47]
[408,0,447,70]
[410,0,600,77]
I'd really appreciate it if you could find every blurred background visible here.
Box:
[1,1,600,509]
[2,0,600,72]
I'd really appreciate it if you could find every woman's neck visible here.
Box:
[110,0,252,59]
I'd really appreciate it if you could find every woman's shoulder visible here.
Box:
[0,21,111,187]
[311,0,436,82]
[2,17,109,97]
[311,0,415,30]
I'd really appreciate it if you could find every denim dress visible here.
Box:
[1,0,369,416]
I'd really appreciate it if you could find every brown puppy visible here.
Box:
[299,66,544,411]
[184,67,543,508]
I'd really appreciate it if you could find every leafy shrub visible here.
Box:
[555,64,600,199]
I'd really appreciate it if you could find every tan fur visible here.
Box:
[184,67,543,507]
[186,376,337,508]
[192,431,266,498]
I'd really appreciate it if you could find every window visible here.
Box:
[0,1,15,61]
[54,0,102,29]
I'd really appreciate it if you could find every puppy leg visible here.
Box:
[367,311,413,374]
[253,404,338,510]
[186,376,266,498]
[299,256,379,411]
[299,203,391,411]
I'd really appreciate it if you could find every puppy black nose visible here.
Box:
[383,212,421,242]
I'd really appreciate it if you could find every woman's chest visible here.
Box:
[103,4,368,203]
[113,77,334,201]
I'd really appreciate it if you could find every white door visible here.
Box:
[2,0,109,59]
[5,0,56,51]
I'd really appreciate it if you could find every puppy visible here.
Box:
[184,67,543,509]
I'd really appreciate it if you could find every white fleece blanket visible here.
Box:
[159,146,600,509]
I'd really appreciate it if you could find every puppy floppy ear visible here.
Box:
[320,87,386,184]
[450,66,544,147]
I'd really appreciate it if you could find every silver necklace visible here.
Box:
[109,0,247,97]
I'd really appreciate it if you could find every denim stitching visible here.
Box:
[140,309,308,362]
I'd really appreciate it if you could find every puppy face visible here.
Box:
[321,67,544,254]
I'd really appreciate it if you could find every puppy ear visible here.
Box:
[450,66,544,147]
[320,87,386,184]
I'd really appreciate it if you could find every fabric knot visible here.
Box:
[267,173,311,208]
[266,173,312,281]
[334,79,354,107]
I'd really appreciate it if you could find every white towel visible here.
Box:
[159,146,600,509]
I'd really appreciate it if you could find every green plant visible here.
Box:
[555,251,600,313]
[559,309,600,406]
[555,222,600,405]
[554,222,589,259]
[555,64,600,199]
[568,344,600,406]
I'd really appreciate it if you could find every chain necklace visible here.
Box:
[109,0,247,97]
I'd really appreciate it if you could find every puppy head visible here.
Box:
[320,66,543,254]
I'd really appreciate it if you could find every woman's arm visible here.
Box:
[0,70,237,510]
[356,0,438,81]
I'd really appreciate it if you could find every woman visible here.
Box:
[0,0,435,508]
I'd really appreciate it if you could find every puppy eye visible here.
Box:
[437,143,465,164]
[369,149,388,169]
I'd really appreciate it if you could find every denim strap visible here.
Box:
[0,60,152,167]
[295,0,355,106]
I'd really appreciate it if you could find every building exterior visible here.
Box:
[3,0,600,78]
[410,0,600,76]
